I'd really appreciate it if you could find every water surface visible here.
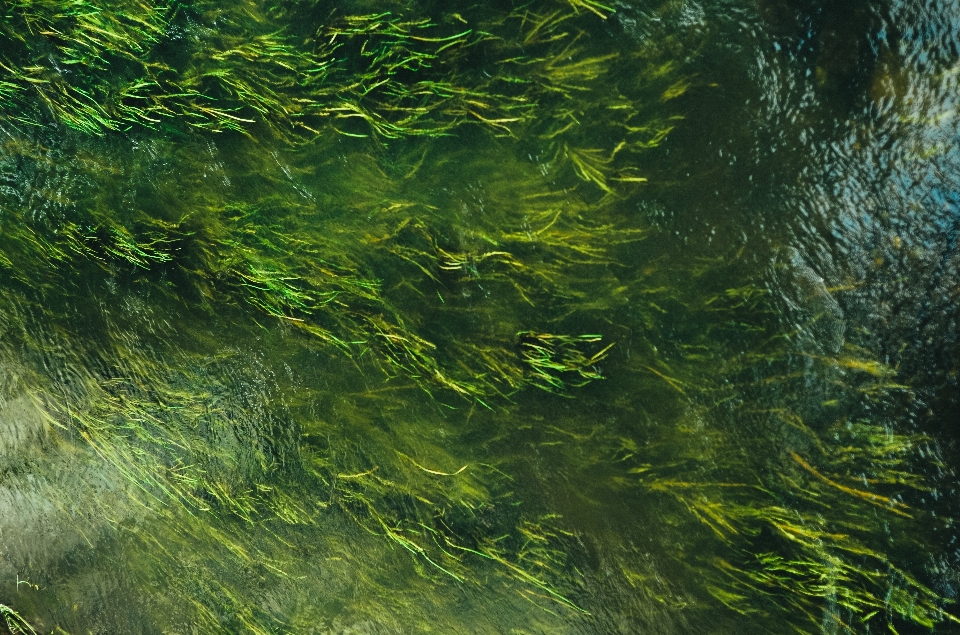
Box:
[1,0,959,633]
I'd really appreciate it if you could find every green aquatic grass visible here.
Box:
[0,0,957,633]
[0,0,678,399]
[1,602,37,635]
[607,256,960,633]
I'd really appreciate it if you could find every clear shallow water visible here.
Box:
[0,0,959,633]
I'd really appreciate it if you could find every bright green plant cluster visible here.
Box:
[0,0,686,401]
[1,602,37,635]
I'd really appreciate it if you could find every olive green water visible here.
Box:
[1,0,959,633]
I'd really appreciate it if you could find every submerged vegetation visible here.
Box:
[0,0,956,633]
[1,602,37,635]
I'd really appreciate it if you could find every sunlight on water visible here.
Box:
[0,0,958,633]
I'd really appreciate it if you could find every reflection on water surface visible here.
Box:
[0,0,959,633]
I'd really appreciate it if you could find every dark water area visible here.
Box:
[1,0,959,633]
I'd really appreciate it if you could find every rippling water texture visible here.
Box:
[0,0,959,633]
